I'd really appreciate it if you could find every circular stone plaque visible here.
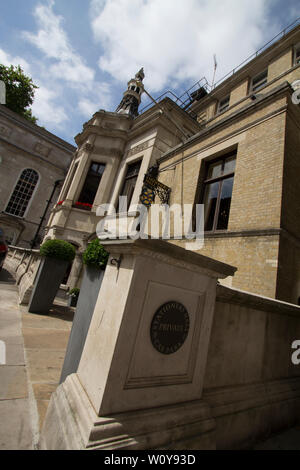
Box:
[150,301,190,355]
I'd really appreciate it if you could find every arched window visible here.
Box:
[6,169,39,217]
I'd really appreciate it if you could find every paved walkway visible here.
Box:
[0,269,33,450]
[0,267,300,450]
[0,268,73,450]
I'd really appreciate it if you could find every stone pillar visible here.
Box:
[39,239,236,450]
[66,252,83,289]
[64,151,89,205]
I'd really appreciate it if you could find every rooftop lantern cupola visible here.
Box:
[115,68,145,118]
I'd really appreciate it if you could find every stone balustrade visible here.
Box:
[4,245,42,304]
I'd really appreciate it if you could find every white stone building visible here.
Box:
[0,104,75,248]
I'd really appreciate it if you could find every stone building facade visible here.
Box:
[0,105,75,247]
[44,22,300,304]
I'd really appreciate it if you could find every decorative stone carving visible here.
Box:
[127,140,149,157]
[83,143,94,152]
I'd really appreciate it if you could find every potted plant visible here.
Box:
[82,238,109,269]
[28,239,76,314]
[60,238,108,383]
[68,287,80,307]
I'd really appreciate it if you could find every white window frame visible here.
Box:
[251,69,268,92]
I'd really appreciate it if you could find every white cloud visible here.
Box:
[23,1,94,84]
[0,47,66,127]
[78,82,112,117]
[31,86,67,125]
[78,98,98,117]
[90,0,277,92]
[0,49,31,75]
[18,1,114,130]
[1,1,117,139]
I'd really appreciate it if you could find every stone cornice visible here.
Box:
[75,125,129,145]
[216,284,300,315]
[128,111,197,145]
[204,228,281,239]
[0,104,76,153]
[132,97,200,135]
[100,238,237,279]
[158,81,291,164]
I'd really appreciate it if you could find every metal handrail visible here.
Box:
[212,17,300,90]
[139,77,209,115]
[138,17,300,115]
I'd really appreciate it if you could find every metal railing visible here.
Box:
[139,77,210,116]
[211,17,300,90]
[139,17,300,116]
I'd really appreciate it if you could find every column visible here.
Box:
[39,238,236,450]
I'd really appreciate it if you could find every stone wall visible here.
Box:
[203,284,300,449]
[38,239,300,450]
[0,105,75,248]
[4,246,41,304]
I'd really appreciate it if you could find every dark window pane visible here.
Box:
[201,153,236,232]
[223,155,236,174]
[218,95,230,113]
[90,162,105,175]
[252,70,267,91]
[207,161,222,179]
[78,162,105,208]
[216,176,234,230]
[203,181,219,231]
[118,160,141,212]
[125,161,141,179]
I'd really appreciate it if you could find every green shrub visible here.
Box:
[69,287,80,299]
[82,239,108,269]
[40,239,76,262]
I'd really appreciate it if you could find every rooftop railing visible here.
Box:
[211,17,300,90]
[139,17,300,116]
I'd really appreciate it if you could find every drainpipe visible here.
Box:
[30,179,63,249]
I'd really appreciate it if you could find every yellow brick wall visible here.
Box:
[229,78,249,107]
[268,48,293,82]
[228,113,285,231]
[160,98,287,233]
[159,96,288,170]
[170,235,279,298]
[158,93,290,299]
[275,102,300,303]
[195,55,298,127]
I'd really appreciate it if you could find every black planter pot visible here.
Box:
[60,265,105,383]
[28,257,69,314]
[68,296,78,307]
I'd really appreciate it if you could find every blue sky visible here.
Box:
[0,0,299,145]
